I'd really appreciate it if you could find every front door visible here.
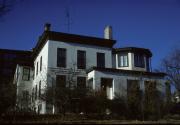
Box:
[101,78,113,99]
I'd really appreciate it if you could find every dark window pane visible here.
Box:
[101,78,112,92]
[33,66,35,79]
[146,57,150,71]
[38,104,42,114]
[144,81,157,114]
[36,62,38,75]
[39,81,41,98]
[32,88,34,102]
[87,78,93,89]
[22,90,29,101]
[22,67,30,81]
[57,48,66,67]
[127,80,140,95]
[40,56,42,71]
[35,85,37,99]
[127,80,141,117]
[56,75,66,88]
[77,77,86,89]
[77,50,86,69]
[134,54,145,68]
[97,53,105,68]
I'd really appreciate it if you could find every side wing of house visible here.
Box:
[87,67,166,100]
[14,64,33,110]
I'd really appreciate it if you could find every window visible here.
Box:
[36,62,39,76]
[33,66,35,79]
[101,78,112,92]
[134,54,145,68]
[39,81,41,98]
[22,67,30,81]
[144,81,157,111]
[127,80,141,116]
[87,78,93,89]
[22,90,29,101]
[40,56,42,71]
[35,85,37,99]
[77,50,86,69]
[97,52,105,68]
[57,48,66,67]
[56,75,66,88]
[38,104,42,114]
[127,80,140,95]
[146,57,150,71]
[77,77,86,89]
[118,53,128,67]
[32,88,34,101]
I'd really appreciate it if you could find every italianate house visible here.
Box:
[13,23,166,114]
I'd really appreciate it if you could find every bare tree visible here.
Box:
[126,80,142,120]
[0,81,16,115]
[161,48,180,92]
[15,91,34,114]
[0,0,20,18]
[40,63,88,115]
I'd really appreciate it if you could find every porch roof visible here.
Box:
[87,67,166,77]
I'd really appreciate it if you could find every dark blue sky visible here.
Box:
[0,0,180,70]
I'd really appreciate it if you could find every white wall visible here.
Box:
[48,40,112,69]
[34,41,49,87]
[87,70,96,90]
[33,40,113,114]
[33,41,49,114]
[88,70,166,99]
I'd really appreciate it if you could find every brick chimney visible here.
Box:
[104,25,112,39]
[44,23,51,31]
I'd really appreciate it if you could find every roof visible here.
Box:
[33,31,116,59]
[113,47,152,57]
[18,63,33,67]
[87,67,166,77]
[0,48,33,67]
[0,48,32,54]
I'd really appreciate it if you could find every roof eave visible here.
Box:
[32,31,116,60]
[112,47,152,57]
[87,67,166,77]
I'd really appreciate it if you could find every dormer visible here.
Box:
[112,47,152,72]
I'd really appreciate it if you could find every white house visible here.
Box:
[14,23,167,114]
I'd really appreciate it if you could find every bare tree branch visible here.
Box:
[161,48,180,92]
[0,0,20,18]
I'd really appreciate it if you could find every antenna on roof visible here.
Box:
[65,7,72,33]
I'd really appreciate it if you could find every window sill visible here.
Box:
[134,66,145,68]
[118,66,129,67]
